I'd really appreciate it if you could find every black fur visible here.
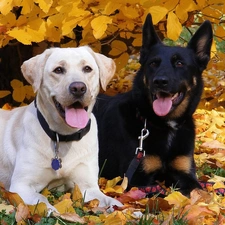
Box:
[94,14,213,196]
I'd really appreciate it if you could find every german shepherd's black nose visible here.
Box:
[153,76,168,89]
[69,82,87,97]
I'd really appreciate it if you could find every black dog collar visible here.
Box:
[34,99,91,142]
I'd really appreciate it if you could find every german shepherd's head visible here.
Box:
[134,14,213,122]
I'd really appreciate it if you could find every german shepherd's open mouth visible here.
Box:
[53,97,89,129]
[152,91,184,117]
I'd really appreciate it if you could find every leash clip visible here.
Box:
[135,119,149,155]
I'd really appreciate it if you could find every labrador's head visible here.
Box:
[21,46,115,131]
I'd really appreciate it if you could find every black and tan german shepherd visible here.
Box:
[94,14,213,196]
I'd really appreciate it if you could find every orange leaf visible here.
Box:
[15,203,30,223]
[0,90,11,98]
[4,191,24,206]
[54,212,85,223]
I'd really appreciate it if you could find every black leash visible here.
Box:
[125,119,149,184]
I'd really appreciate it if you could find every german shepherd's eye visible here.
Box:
[53,67,65,74]
[149,61,159,68]
[83,66,93,73]
[175,60,184,67]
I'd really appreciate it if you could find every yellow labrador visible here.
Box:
[0,46,122,211]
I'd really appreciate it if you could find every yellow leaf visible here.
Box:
[27,18,46,41]
[121,176,128,190]
[120,5,139,19]
[10,79,23,89]
[164,191,190,208]
[28,202,48,217]
[104,211,127,225]
[54,199,75,214]
[0,90,11,98]
[0,203,14,214]
[85,215,102,223]
[103,2,121,15]
[207,203,220,215]
[68,4,91,18]
[216,25,225,40]
[196,0,206,7]
[10,80,26,102]
[0,12,16,27]
[24,85,35,99]
[218,92,225,102]
[46,14,62,42]
[106,176,123,189]
[72,184,83,202]
[167,12,182,40]
[91,16,112,39]
[34,0,53,13]
[148,6,168,24]
[213,182,225,189]
[61,17,79,36]
[7,28,32,45]
[0,0,14,15]
[13,88,25,102]
[20,0,34,14]
[109,40,127,56]
[132,35,142,47]
[114,52,130,71]
[210,39,217,58]
[176,0,198,21]
[86,199,100,208]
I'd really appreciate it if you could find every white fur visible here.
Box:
[0,46,121,211]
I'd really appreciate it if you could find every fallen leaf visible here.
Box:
[15,203,30,223]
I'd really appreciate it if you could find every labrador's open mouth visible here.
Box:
[53,98,89,128]
[152,92,184,117]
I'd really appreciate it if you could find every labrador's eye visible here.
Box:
[83,66,92,73]
[53,67,64,74]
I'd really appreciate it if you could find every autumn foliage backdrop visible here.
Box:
[0,0,225,224]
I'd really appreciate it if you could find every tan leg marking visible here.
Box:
[142,155,162,173]
[171,156,192,173]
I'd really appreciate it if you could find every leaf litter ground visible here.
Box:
[0,59,225,225]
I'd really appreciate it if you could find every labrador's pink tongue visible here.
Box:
[153,97,172,117]
[65,107,89,128]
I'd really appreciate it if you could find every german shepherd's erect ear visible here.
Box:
[140,13,213,68]
[140,13,161,64]
[187,20,213,71]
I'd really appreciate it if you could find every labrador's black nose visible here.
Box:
[69,82,87,97]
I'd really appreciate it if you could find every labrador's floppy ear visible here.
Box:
[21,48,53,93]
[86,46,116,91]
[93,52,116,91]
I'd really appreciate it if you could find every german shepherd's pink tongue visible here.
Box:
[153,97,172,116]
[65,107,89,128]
